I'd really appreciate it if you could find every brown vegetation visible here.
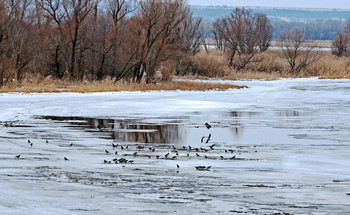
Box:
[0,76,245,93]
[0,0,206,87]
[1,1,350,94]
[183,49,350,80]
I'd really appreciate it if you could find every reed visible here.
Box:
[0,76,245,93]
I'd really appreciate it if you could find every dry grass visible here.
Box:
[193,49,350,80]
[304,52,350,78]
[2,48,349,94]
[0,76,246,94]
[192,50,228,77]
[271,40,333,48]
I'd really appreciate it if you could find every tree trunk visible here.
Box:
[97,53,106,80]
[69,23,80,79]
[54,44,62,78]
[0,68,4,87]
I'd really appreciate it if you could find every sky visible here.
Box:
[188,0,350,10]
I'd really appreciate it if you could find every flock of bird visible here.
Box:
[15,122,246,171]
[99,122,243,171]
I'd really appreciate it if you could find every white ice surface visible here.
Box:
[0,78,350,214]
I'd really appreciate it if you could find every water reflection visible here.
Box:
[112,123,182,144]
[39,116,183,144]
[275,110,300,117]
[231,111,260,118]
[39,110,303,146]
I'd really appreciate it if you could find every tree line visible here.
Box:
[332,20,350,57]
[1,1,349,87]
[272,19,346,40]
[0,0,205,86]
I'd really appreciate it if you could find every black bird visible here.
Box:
[104,160,108,164]
[105,149,110,154]
[126,146,128,149]
[230,156,236,159]
[152,148,155,152]
[114,151,118,155]
[28,140,31,144]
[118,158,128,163]
[112,143,118,148]
[172,146,176,150]
[64,157,69,161]
[209,145,214,150]
[201,148,208,152]
[172,156,177,160]
[204,155,208,159]
[196,153,200,157]
[70,143,73,147]
[195,166,211,171]
[188,146,192,151]
[205,134,211,144]
[201,136,205,143]
[30,143,33,147]
[121,146,124,150]
[133,152,138,157]
[46,140,49,144]
[156,155,160,159]
[187,153,189,157]
[15,155,21,159]
[177,164,180,168]
[220,156,224,160]
[165,153,169,158]
[205,123,211,129]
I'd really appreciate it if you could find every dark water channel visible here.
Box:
[39,115,183,144]
[38,109,309,147]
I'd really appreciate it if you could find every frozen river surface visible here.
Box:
[0,78,350,214]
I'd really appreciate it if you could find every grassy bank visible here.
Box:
[188,49,350,80]
[0,78,246,94]
[1,49,349,94]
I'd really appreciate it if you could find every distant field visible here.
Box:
[191,5,350,40]
[191,5,350,22]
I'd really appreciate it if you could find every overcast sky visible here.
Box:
[188,0,350,10]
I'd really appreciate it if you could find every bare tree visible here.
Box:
[332,32,349,57]
[0,0,10,86]
[107,0,135,28]
[84,13,115,80]
[256,13,273,51]
[0,0,37,83]
[279,29,320,75]
[115,0,188,83]
[37,0,68,78]
[212,19,225,51]
[62,0,94,79]
[212,8,272,70]
[331,20,350,58]
[177,12,203,55]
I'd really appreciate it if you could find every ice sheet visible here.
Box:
[0,78,350,214]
